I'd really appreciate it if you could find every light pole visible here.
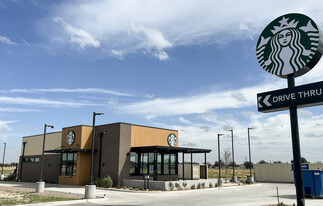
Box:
[85,112,104,199]
[218,133,224,186]
[1,143,6,180]
[229,129,237,183]
[36,124,54,193]
[247,127,254,183]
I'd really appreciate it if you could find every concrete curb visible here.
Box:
[21,197,108,206]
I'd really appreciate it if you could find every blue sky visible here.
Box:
[1,0,323,164]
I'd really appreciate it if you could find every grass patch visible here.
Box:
[0,191,79,205]
[208,167,251,180]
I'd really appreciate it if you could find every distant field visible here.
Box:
[208,167,252,180]
[1,166,16,176]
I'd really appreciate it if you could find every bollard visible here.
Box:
[85,185,96,199]
[36,181,45,193]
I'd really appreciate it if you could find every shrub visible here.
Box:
[100,176,113,188]
[201,183,205,188]
[191,184,196,189]
[209,182,213,188]
[93,177,101,187]
[182,182,187,188]
[197,183,201,189]
[5,174,15,181]
[168,182,174,190]
[175,183,181,190]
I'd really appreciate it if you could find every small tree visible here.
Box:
[243,161,253,169]
[221,148,232,181]
[213,161,224,167]
[257,160,268,164]
[206,162,213,168]
[228,161,239,167]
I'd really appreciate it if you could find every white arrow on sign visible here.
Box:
[263,95,271,106]
[258,96,263,108]
[258,95,272,108]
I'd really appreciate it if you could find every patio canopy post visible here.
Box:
[204,152,207,179]
[191,153,193,180]
[182,152,185,180]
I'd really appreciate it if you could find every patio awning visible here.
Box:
[130,146,211,153]
[44,148,93,153]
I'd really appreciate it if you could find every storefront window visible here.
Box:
[130,152,138,174]
[170,154,176,174]
[157,154,162,175]
[130,152,178,176]
[163,154,170,174]
[141,153,148,174]
[60,152,77,176]
[23,157,40,162]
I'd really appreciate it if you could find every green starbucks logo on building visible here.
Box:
[67,130,75,145]
[256,13,322,78]
[167,133,177,147]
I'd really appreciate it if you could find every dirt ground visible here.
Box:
[0,186,83,205]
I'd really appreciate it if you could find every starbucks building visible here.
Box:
[18,122,211,186]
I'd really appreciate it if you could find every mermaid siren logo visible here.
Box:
[256,13,323,78]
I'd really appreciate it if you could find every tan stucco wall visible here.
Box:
[131,125,178,147]
[254,163,323,183]
[178,164,200,180]
[21,132,62,156]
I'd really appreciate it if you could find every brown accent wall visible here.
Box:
[118,124,132,186]
[93,123,132,186]
[20,154,60,183]
[131,125,178,147]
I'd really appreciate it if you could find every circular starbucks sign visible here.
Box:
[66,130,75,145]
[256,13,323,78]
[167,133,177,147]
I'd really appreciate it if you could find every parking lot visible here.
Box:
[1,181,323,206]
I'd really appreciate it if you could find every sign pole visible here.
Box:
[288,75,305,206]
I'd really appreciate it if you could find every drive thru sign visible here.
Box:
[256,13,323,206]
[258,81,323,113]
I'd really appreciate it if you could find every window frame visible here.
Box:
[60,152,77,176]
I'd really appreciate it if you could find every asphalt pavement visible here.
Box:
[1,181,323,206]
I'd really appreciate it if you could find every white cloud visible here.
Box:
[118,81,284,118]
[0,35,17,45]
[1,88,132,97]
[53,17,100,49]
[46,0,323,59]
[130,23,172,60]
[0,120,18,132]
[0,107,40,112]
[0,96,102,107]
[179,117,192,125]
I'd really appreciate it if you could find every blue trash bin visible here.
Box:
[302,170,323,198]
